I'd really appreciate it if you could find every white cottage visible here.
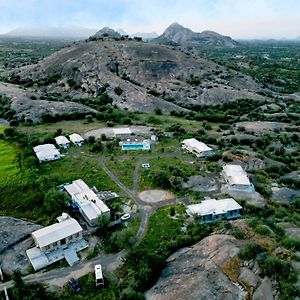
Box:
[222,165,254,192]
[33,144,61,163]
[186,198,242,223]
[55,135,70,148]
[182,138,214,157]
[69,133,84,146]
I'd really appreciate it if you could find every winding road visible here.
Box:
[0,151,189,293]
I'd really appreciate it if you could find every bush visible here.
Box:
[258,256,293,280]
[282,238,300,251]
[255,225,272,236]
[114,86,123,95]
[239,243,266,261]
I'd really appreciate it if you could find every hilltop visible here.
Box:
[152,23,239,48]
[3,32,266,120]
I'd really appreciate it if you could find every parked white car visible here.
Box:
[120,213,131,221]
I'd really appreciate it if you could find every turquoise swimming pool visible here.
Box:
[122,143,150,150]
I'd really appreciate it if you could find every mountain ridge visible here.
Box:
[3,35,267,120]
[152,22,239,48]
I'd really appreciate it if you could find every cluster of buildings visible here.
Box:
[33,133,84,162]
[26,179,114,270]
[26,131,255,272]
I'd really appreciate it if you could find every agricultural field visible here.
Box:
[0,126,19,182]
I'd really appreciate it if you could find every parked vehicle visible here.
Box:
[120,213,131,221]
[95,264,104,287]
[68,278,81,292]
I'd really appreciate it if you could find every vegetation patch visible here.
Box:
[0,126,19,182]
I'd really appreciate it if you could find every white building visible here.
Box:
[55,136,70,148]
[69,133,84,146]
[186,198,242,223]
[182,138,214,157]
[33,144,61,163]
[32,213,83,252]
[26,213,88,271]
[222,165,254,192]
[64,179,111,226]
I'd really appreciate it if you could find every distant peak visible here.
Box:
[93,27,121,38]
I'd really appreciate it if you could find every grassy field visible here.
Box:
[105,158,136,190]
[0,156,125,224]
[139,156,198,191]
[0,126,19,182]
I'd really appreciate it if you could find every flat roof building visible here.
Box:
[33,144,61,163]
[222,165,254,192]
[69,133,84,146]
[64,179,110,226]
[26,213,88,271]
[186,198,242,223]
[32,213,83,252]
[182,138,214,157]
[55,136,70,148]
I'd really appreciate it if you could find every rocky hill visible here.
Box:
[4,34,266,119]
[146,234,275,300]
[152,23,239,48]
[0,82,97,122]
[93,27,121,39]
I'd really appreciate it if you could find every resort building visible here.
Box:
[222,164,254,192]
[186,198,242,223]
[26,213,88,271]
[120,138,151,151]
[55,135,70,148]
[182,138,214,157]
[64,179,111,226]
[33,144,61,163]
[69,133,84,146]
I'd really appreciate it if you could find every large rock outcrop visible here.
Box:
[145,234,275,300]
[145,234,245,300]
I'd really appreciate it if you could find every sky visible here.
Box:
[0,0,299,39]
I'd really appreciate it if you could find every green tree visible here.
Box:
[97,214,110,230]
[43,188,69,213]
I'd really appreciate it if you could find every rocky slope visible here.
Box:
[146,234,275,300]
[0,82,97,122]
[4,33,266,118]
[152,23,239,48]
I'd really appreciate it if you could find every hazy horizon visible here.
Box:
[0,0,299,39]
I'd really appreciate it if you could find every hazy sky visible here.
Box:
[0,0,299,38]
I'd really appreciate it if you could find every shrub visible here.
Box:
[114,86,123,95]
[255,225,272,236]
[258,256,293,280]
[239,243,266,261]
[282,238,300,251]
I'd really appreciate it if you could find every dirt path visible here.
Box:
[0,154,186,292]
[0,251,125,291]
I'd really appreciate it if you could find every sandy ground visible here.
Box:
[138,190,174,203]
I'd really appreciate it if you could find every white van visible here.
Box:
[95,264,104,287]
